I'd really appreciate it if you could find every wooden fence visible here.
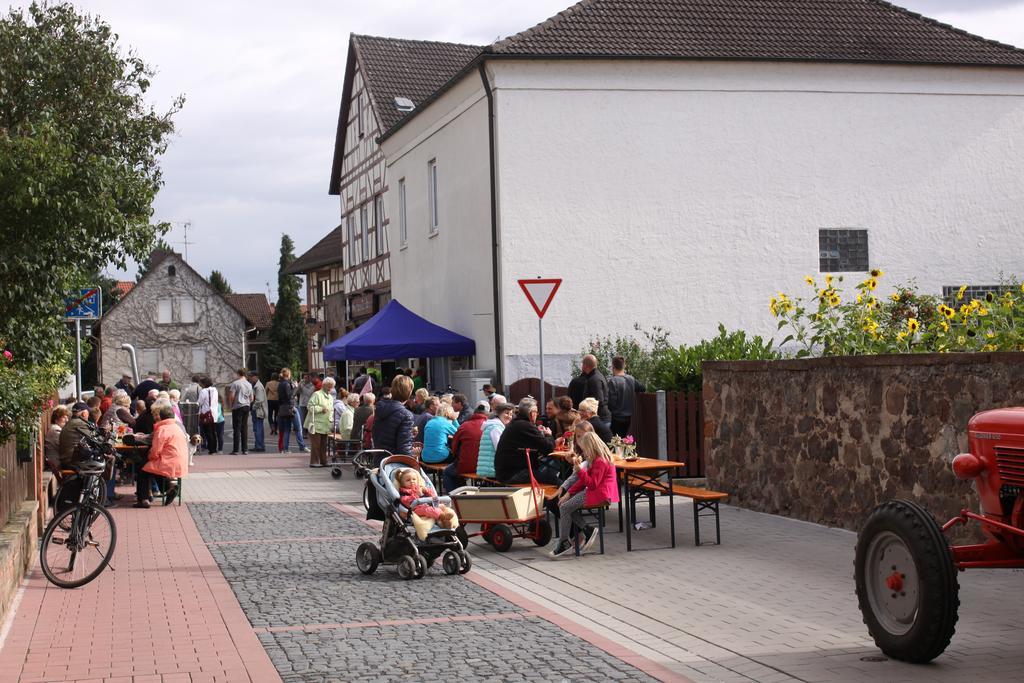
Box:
[0,410,48,532]
[506,378,705,477]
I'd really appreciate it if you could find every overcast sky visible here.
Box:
[49,0,1024,300]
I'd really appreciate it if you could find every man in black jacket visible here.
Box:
[494,398,560,485]
[567,355,611,427]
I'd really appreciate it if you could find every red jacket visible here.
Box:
[453,412,488,475]
[143,418,189,480]
[566,457,619,508]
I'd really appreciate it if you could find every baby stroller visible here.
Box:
[356,454,471,580]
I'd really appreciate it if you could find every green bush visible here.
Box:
[574,324,778,393]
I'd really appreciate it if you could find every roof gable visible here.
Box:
[225,293,273,330]
[329,34,482,194]
[287,225,344,274]
[490,0,1024,65]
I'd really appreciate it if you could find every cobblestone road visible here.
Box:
[190,501,660,682]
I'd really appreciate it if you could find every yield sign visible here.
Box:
[518,278,562,319]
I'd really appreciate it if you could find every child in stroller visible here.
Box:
[356,454,471,580]
[397,468,458,533]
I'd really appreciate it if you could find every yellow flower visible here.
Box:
[939,305,955,319]
[907,318,920,333]
[957,285,967,300]
[984,344,997,352]
[825,274,834,286]
[986,332,995,339]
[957,335,966,345]
[865,278,878,291]
[828,294,841,307]
[855,294,863,304]
[769,297,779,317]
[960,304,971,316]
[977,306,989,317]
[804,276,815,286]
[862,320,879,333]
[870,268,883,278]
[897,331,908,341]
[891,293,900,302]
[940,320,949,332]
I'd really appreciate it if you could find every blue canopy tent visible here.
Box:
[322,299,475,361]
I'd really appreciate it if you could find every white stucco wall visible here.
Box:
[491,60,1024,385]
[380,71,497,376]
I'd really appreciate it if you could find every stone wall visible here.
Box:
[703,353,1024,538]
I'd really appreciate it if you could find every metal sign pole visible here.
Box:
[75,319,82,399]
[538,318,545,414]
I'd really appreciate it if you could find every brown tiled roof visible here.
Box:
[287,225,344,274]
[490,0,1024,65]
[355,34,483,132]
[225,293,274,330]
[114,281,134,298]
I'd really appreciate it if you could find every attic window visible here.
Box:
[167,265,176,276]
[394,97,414,113]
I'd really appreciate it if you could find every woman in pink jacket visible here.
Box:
[550,431,619,559]
[134,405,189,509]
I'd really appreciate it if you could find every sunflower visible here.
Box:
[985,291,995,303]
[870,268,883,278]
[891,293,900,302]
[828,294,841,307]
[984,344,998,352]
[865,278,878,291]
[897,331,908,341]
[769,297,779,317]
[906,318,920,333]
[804,276,815,286]
[940,320,950,332]
[939,304,955,319]
[825,274,834,286]
[856,294,863,304]
[978,306,990,317]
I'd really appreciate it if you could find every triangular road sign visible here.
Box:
[518,278,562,319]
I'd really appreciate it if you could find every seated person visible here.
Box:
[134,403,189,509]
[421,403,458,464]
[413,397,439,439]
[549,431,620,559]
[475,403,515,479]
[553,395,580,443]
[493,398,560,486]
[58,402,97,470]
[579,397,613,443]
[397,468,457,538]
[443,404,489,492]
[44,406,70,472]
[99,390,136,432]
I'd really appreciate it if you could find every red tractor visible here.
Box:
[856,407,1024,663]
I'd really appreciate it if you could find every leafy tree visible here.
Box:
[0,2,181,438]
[209,270,233,295]
[265,234,306,373]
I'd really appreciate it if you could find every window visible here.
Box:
[347,213,356,267]
[318,277,330,304]
[942,284,1008,304]
[360,204,369,262]
[398,178,408,247]
[157,298,173,324]
[356,93,364,138]
[178,298,195,323]
[247,352,259,374]
[191,345,206,374]
[819,229,868,272]
[141,348,159,375]
[427,159,439,234]
[374,195,385,256]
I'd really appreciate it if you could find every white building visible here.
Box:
[375,0,1024,387]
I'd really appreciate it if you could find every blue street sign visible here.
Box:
[64,287,102,320]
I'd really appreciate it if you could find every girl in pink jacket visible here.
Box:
[550,431,619,559]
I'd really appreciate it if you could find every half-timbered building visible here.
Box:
[325,34,481,337]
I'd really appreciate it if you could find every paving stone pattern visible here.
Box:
[192,502,655,682]
[262,621,656,683]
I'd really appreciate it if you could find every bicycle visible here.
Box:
[40,433,119,589]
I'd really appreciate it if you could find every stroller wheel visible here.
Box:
[331,467,342,479]
[442,550,461,575]
[414,554,428,579]
[362,484,371,511]
[356,542,381,575]
[458,549,472,574]
[489,524,514,553]
[531,519,553,547]
[397,555,417,580]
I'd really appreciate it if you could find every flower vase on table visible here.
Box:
[610,434,637,461]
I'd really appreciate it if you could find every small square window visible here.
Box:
[819,229,868,272]
[191,345,206,374]
[178,298,195,323]
[157,298,173,324]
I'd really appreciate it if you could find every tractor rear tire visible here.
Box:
[855,499,959,663]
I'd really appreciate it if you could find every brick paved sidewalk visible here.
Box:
[0,501,280,683]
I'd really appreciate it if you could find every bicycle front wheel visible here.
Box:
[40,503,117,589]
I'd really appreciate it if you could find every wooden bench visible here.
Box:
[418,461,448,493]
[628,477,729,546]
[462,472,502,487]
